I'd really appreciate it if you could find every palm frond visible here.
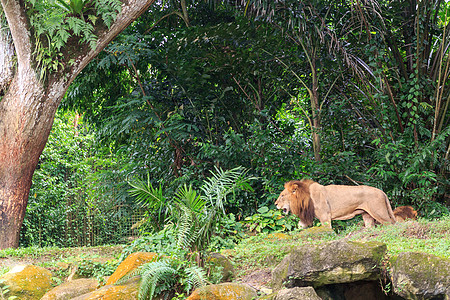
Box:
[128,176,166,210]
[201,166,254,213]
[174,184,205,213]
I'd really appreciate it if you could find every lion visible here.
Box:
[275,179,396,228]
[393,205,417,222]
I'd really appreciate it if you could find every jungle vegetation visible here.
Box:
[1,0,449,299]
[14,0,448,248]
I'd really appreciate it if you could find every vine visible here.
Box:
[26,0,122,80]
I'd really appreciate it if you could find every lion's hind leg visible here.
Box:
[367,210,396,226]
[362,213,376,227]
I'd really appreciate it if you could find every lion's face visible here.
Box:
[275,180,315,228]
[275,188,292,215]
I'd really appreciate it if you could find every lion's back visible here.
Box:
[317,184,386,206]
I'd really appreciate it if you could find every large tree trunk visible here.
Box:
[0,0,155,249]
[310,55,322,163]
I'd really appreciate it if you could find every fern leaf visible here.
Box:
[138,260,178,300]
[184,266,208,292]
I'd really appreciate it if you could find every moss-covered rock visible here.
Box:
[390,252,450,299]
[207,252,235,282]
[0,264,53,300]
[275,287,321,300]
[105,252,157,285]
[41,278,99,300]
[186,282,257,300]
[271,240,387,289]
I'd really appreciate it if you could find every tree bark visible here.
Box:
[0,0,155,249]
[0,21,14,95]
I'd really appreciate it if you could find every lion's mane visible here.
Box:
[285,179,315,227]
[393,205,417,222]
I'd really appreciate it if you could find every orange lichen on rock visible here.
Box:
[105,252,157,285]
[73,277,140,300]
[0,264,53,300]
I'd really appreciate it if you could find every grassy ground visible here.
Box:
[226,216,450,281]
[0,245,123,280]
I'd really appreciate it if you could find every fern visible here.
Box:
[126,168,255,298]
[138,260,178,300]
[94,0,122,28]
[184,265,208,293]
[118,256,209,300]
[27,0,122,79]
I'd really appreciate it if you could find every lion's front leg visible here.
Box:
[316,212,332,228]
[362,212,376,227]
[298,220,308,229]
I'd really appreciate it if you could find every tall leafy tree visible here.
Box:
[0,0,155,249]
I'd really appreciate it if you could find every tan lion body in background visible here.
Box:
[275,179,396,228]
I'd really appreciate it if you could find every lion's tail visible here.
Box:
[384,193,396,224]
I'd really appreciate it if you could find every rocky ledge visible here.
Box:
[0,233,448,299]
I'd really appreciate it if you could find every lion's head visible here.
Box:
[275,179,315,227]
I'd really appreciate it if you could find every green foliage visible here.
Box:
[77,259,119,284]
[208,213,245,251]
[243,206,299,233]
[119,228,179,261]
[123,167,256,299]
[22,111,133,247]
[58,0,449,241]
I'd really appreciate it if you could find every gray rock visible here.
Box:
[275,287,321,300]
[271,239,387,289]
[390,252,450,299]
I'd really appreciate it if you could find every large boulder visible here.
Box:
[105,252,157,285]
[41,278,99,300]
[390,252,450,299]
[275,287,321,300]
[186,282,257,300]
[72,277,140,300]
[271,240,387,289]
[0,265,53,300]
